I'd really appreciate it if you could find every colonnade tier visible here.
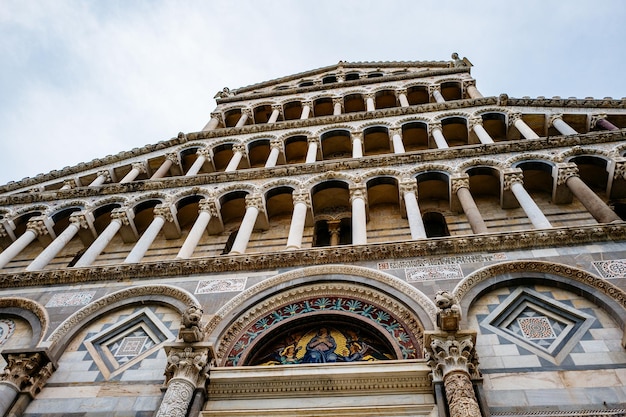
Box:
[1,158,623,270]
[38,112,624,192]
[206,80,483,129]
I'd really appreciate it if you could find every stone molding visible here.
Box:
[1,224,626,292]
[0,297,48,345]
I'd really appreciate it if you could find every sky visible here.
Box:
[1,0,625,185]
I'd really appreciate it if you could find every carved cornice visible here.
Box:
[2,223,625,290]
[506,96,626,109]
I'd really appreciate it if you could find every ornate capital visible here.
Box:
[451,176,470,194]
[69,212,91,229]
[332,97,343,107]
[468,116,483,130]
[26,216,49,237]
[301,100,313,109]
[307,136,319,145]
[365,92,375,100]
[111,208,133,225]
[154,204,176,223]
[131,162,147,174]
[590,113,608,129]
[429,121,442,133]
[613,157,626,181]
[96,170,111,184]
[556,162,579,185]
[241,108,253,118]
[198,199,219,217]
[196,147,212,158]
[462,79,476,89]
[389,127,401,137]
[245,194,264,211]
[270,139,283,151]
[165,152,180,164]
[210,112,223,123]
[424,332,480,382]
[428,85,441,95]
[399,179,418,195]
[292,190,311,206]
[0,351,54,396]
[548,113,564,126]
[508,112,522,126]
[349,185,367,203]
[271,104,283,113]
[62,179,76,189]
[351,132,363,144]
[232,144,247,156]
[396,88,407,96]
[502,169,524,191]
[164,345,210,387]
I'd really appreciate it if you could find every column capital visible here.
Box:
[399,179,418,195]
[245,194,265,211]
[0,350,55,396]
[349,185,367,203]
[69,212,93,230]
[332,96,343,106]
[590,113,608,129]
[548,113,564,126]
[307,136,319,145]
[241,107,253,117]
[163,344,212,388]
[196,147,212,158]
[232,144,247,156]
[429,121,442,133]
[428,84,441,95]
[301,99,313,108]
[96,170,112,184]
[270,139,283,151]
[389,127,402,137]
[131,162,147,174]
[556,162,579,185]
[336,73,345,82]
[198,199,219,217]
[26,216,51,237]
[468,116,483,130]
[351,132,363,143]
[61,179,76,189]
[508,112,522,126]
[613,157,626,180]
[462,79,477,89]
[424,331,480,382]
[451,175,470,194]
[165,152,180,164]
[154,204,177,223]
[111,208,134,225]
[396,87,407,96]
[502,168,524,191]
[365,92,375,100]
[292,190,311,207]
[209,111,223,123]
[271,104,283,113]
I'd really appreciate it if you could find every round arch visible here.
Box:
[0,297,48,347]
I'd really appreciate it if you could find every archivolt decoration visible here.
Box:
[0,297,48,346]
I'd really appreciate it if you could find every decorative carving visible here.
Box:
[198,199,219,217]
[154,204,176,223]
[96,170,112,183]
[131,162,147,174]
[468,116,483,130]
[451,52,468,68]
[61,179,76,189]
[155,379,195,417]
[502,169,524,191]
[231,144,247,156]
[292,190,311,206]
[508,112,522,126]
[548,113,564,126]
[556,162,579,185]
[26,216,49,237]
[399,179,418,195]
[613,157,626,181]
[209,112,223,124]
[69,213,90,229]
[213,87,232,99]
[165,152,180,164]
[349,185,367,203]
[429,121,442,133]
[444,372,482,417]
[451,176,470,193]
[179,305,206,343]
[0,351,54,395]
[110,208,132,225]
[196,147,212,158]
[435,291,462,331]
[425,332,480,381]
[245,194,264,211]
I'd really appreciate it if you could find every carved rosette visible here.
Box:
[0,352,54,397]
[556,162,580,185]
[26,216,49,237]
[154,204,176,223]
[502,169,524,191]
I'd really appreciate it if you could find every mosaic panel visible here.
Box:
[405,264,463,282]
[195,277,247,294]
[0,319,16,346]
[593,259,626,278]
[46,291,96,307]
[516,316,557,339]
[378,252,507,269]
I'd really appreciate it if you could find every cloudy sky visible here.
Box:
[1,1,624,185]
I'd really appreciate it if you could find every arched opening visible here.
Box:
[481,113,508,141]
[344,94,366,113]
[322,75,337,84]
[299,80,314,87]
[248,140,271,168]
[367,72,383,78]
[570,155,609,193]
[363,126,391,156]
[253,104,274,124]
[180,147,202,174]
[212,144,235,172]
[402,122,429,151]
[311,180,351,246]
[284,135,308,164]
[283,101,302,121]
[133,200,161,234]
[219,191,248,253]
[375,90,397,109]
[224,109,245,127]
[345,72,360,81]
[422,212,450,237]
[441,81,462,101]
[441,117,469,147]
[367,177,407,243]
[320,130,352,160]
[313,97,333,117]
[407,86,429,105]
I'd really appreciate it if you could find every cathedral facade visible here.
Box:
[0,55,625,417]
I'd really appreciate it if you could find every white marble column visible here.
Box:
[235,108,251,128]
[225,144,246,172]
[400,180,427,239]
[504,170,552,229]
[26,212,92,271]
[229,194,263,255]
[186,148,211,177]
[89,170,111,187]
[352,133,364,158]
[305,137,319,163]
[365,94,376,112]
[452,176,488,234]
[464,80,483,98]
[549,114,578,135]
[151,153,179,180]
[285,191,310,250]
[124,204,176,264]
[202,112,222,131]
[176,199,217,259]
[0,216,51,269]
[510,113,540,139]
[469,117,494,144]
[300,100,312,120]
[265,140,282,168]
[267,105,282,124]
[120,162,147,184]
[74,209,131,267]
[397,88,409,107]
[350,186,367,245]
[430,85,445,103]
[332,97,343,115]
[390,128,406,154]
[430,122,449,149]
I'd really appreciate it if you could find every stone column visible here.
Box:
[390,128,406,154]
[469,117,494,144]
[430,122,449,149]
[0,351,54,417]
[124,204,176,264]
[225,144,246,172]
[156,344,210,417]
[549,114,578,135]
[265,140,282,168]
[176,199,218,259]
[452,176,488,234]
[235,108,251,128]
[285,191,310,250]
[0,216,51,269]
[26,212,93,271]
[202,112,222,131]
[267,105,282,124]
[185,148,211,177]
[332,97,343,115]
[59,179,77,191]
[430,85,445,103]
[229,194,263,255]
[89,170,111,187]
[591,114,619,131]
[365,93,376,112]
[151,153,179,180]
[510,113,540,139]
[503,170,552,229]
[425,332,483,417]
[74,208,132,267]
[400,180,427,239]
[350,186,367,245]
[305,137,319,163]
[397,88,409,107]
[300,100,313,120]
[464,80,483,99]
[557,163,621,223]
[352,132,364,158]
[120,162,147,184]
[328,220,341,246]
